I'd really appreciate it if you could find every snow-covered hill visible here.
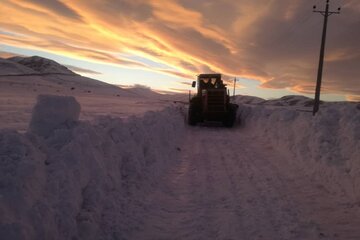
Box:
[0,56,178,130]
[264,95,317,107]
[0,56,127,91]
[8,56,76,75]
[121,84,164,99]
[0,55,185,101]
[0,58,37,75]
[234,95,322,107]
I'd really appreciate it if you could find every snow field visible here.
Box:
[0,96,185,240]
[237,101,360,202]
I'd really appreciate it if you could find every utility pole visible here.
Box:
[312,0,340,116]
[233,77,236,98]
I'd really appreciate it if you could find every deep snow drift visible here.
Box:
[29,95,81,138]
[235,95,360,201]
[0,95,185,239]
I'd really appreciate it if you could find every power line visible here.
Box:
[265,4,317,50]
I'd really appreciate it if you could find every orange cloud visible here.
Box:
[346,95,360,102]
[0,0,359,98]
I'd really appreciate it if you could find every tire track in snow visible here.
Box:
[206,128,300,239]
[220,134,313,239]
[129,127,360,240]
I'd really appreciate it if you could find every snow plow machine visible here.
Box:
[188,74,238,127]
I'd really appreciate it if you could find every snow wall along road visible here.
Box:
[237,100,360,203]
[0,95,185,240]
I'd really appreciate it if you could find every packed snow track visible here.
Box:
[130,127,360,240]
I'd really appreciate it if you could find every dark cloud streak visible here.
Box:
[64,65,102,75]
[27,0,82,20]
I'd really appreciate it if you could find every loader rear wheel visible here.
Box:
[223,104,237,128]
[188,105,198,126]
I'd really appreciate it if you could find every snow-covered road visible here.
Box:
[1,92,359,239]
[131,127,360,240]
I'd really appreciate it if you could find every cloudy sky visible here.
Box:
[0,0,359,100]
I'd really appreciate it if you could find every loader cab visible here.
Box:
[192,74,225,96]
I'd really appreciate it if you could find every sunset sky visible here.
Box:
[0,0,359,100]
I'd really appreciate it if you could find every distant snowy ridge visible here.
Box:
[0,58,37,75]
[236,97,360,201]
[0,96,185,239]
[0,56,165,99]
[7,56,76,75]
[235,95,326,107]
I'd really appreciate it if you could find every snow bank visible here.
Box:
[29,95,81,138]
[0,96,185,240]
[236,97,360,201]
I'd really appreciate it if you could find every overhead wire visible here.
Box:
[264,1,325,51]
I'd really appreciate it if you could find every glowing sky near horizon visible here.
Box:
[0,0,359,100]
